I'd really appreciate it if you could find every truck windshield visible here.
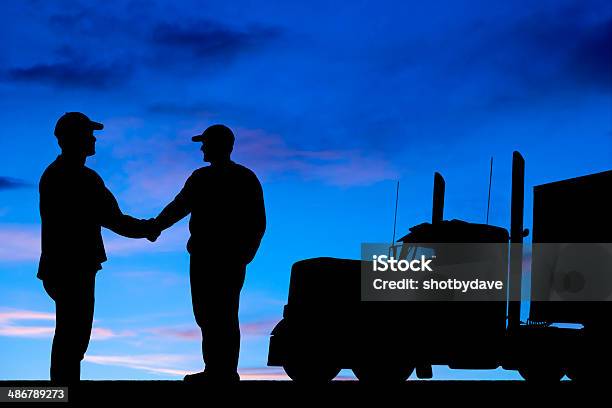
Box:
[389,243,435,261]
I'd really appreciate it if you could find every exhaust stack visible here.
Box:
[432,172,445,224]
[508,151,525,330]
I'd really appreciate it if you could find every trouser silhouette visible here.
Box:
[190,256,246,376]
[43,270,96,383]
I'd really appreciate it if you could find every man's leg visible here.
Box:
[43,278,70,382]
[190,257,245,379]
[204,272,243,376]
[45,273,96,384]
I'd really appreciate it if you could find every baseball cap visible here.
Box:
[54,112,104,138]
[192,124,235,145]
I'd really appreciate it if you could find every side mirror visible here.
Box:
[522,228,530,238]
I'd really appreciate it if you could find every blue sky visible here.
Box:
[0,0,610,380]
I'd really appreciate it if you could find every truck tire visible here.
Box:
[283,362,340,383]
[518,365,564,383]
[567,364,611,383]
[352,365,414,384]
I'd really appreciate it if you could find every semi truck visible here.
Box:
[267,152,612,383]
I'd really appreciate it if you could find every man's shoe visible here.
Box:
[183,371,207,383]
[183,370,239,384]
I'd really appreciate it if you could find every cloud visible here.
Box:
[91,327,137,341]
[459,2,612,98]
[240,319,279,337]
[109,270,187,287]
[145,326,199,341]
[234,128,399,186]
[102,226,188,256]
[41,6,283,79]
[151,20,282,64]
[494,5,612,91]
[237,367,357,380]
[0,325,54,337]
[235,367,289,380]
[0,306,277,342]
[0,308,133,340]
[0,223,187,263]
[361,0,611,118]
[84,354,292,379]
[0,308,287,379]
[7,60,131,89]
[0,309,55,337]
[84,354,193,377]
[0,309,55,323]
[110,124,398,209]
[0,225,40,262]
[144,319,278,342]
[0,177,31,190]
[565,17,612,89]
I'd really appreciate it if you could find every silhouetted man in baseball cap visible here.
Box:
[153,124,266,383]
[39,112,160,384]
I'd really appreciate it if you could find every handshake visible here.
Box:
[143,218,162,242]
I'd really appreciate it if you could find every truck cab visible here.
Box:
[267,219,511,383]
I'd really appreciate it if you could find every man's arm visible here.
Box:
[252,176,266,243]
[99,183,158,239]
[240,173,266,264]
[154,175,194,231]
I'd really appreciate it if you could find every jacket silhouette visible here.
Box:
[156,160,266,262]
[155,124,266,383]
[39,112,156,384]
[39,156,153,278]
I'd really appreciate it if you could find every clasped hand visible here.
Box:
[144,218,162,242]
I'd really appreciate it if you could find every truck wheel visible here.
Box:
[283,362,340,383]
[518,365,564,383]
[352,365,414,384]
[567,364,611,383]
[566,366,583,382]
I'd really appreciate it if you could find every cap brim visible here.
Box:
[90,121,104,130]
[191,135,206,142]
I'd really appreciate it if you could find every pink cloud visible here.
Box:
[237,367,289,380]
[234,127,399,187]
[84,354,194,377]
[91,327,137,341]
[145,326,200,341]
[109,270,187,287]
[84,353,354,380]
[102,226,188,256]
[104,121,398,209]
[0,308,338,380]
[0,308,54,338]
[84,354,293,380]
[0,326,54,337]
[0,307,133,341]
[0,309,55,323]
[0,225,40,262]
[144,319,278,342]
[0,308,276,343]
[0,223,187,263]
[240,319,279,337]
[237,367,356,381]
[106,125,202,206]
